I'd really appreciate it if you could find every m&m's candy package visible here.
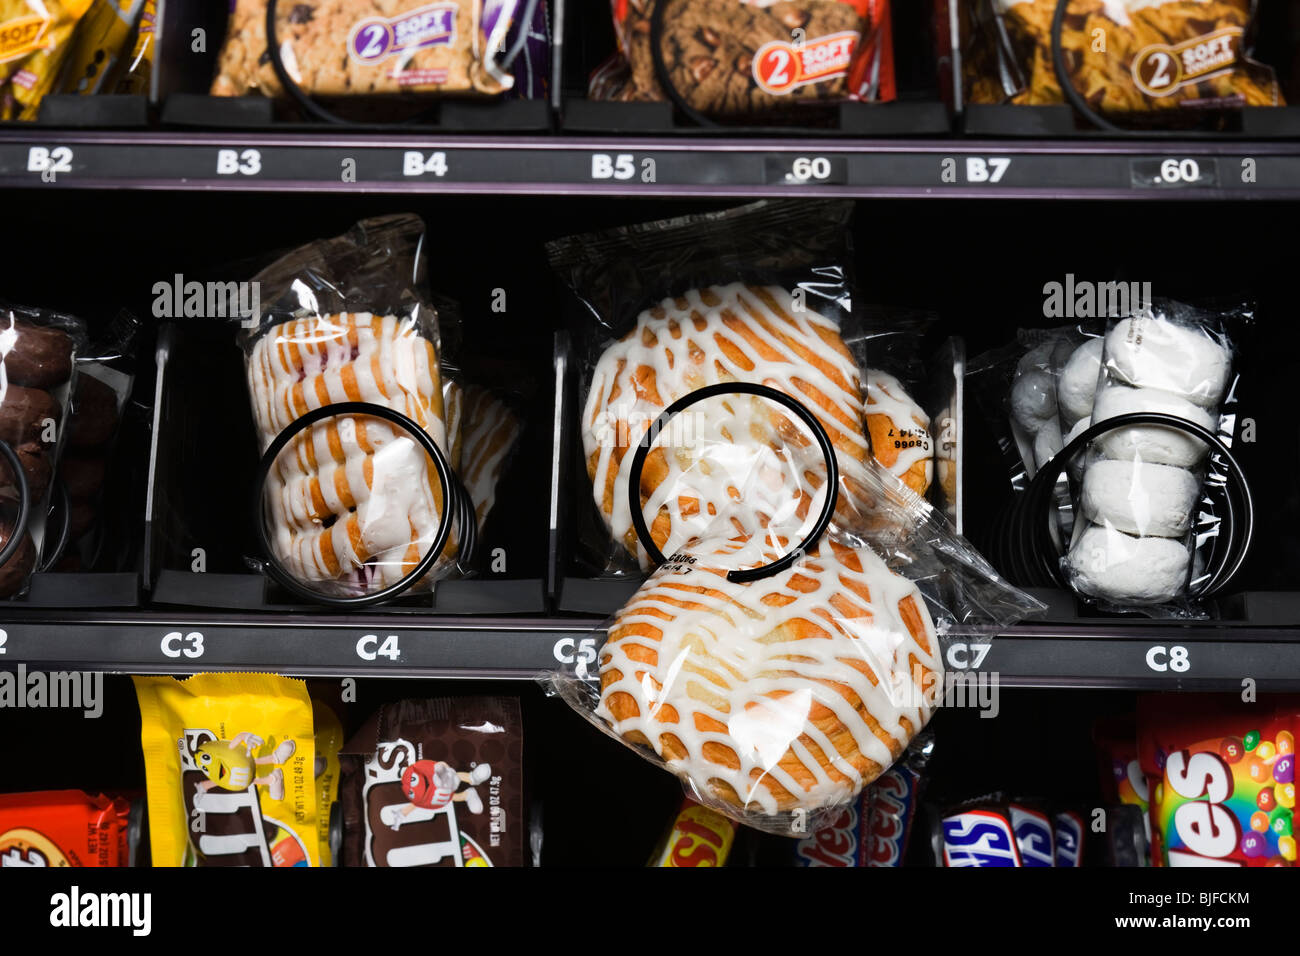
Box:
[1138,694,1298,867]
[134,673,319,867]
[0,790,132,867]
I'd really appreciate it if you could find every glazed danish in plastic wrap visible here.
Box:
[546,201,1041,832]
[239,215,461,601]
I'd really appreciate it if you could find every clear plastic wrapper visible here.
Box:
[212,0,551,101]
[545,201,1041,834]
[1063,300,1245,615]
[549,199,865,575]
[238,214,462,601]
[963,0,1283,127]
[590,0,894,119]
[57,310,142,570]
[0,302,87,596]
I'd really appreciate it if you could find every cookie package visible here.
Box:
[212,0,551,101]
[590,0,893,119]
[134,673,320,867]
[963,0,1282,125]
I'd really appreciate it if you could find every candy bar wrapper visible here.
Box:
[134,673,319,867]
[1139,694,1297,867]
[1053,810,1085,867]
[113,0,155,96]
[940,796,1022,867]
[649,799,736,867]
[340,697,523,867]
[312,698,343,867]
[865,730,932,866]
[0,790,131,867]
[1007,802,1054,868]
[794,791,871,867]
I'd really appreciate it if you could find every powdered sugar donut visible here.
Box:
[1057,338,1103,426]
[1081,459,1199,538]
[1011,369,1056,434]
[1067,524,1191,605]
[1092,386,1217,468]
[1033,416,1063,471]
[1104,316,1231,408]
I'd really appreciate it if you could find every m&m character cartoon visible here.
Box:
[389,760,492,830]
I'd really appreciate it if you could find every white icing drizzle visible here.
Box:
[245,313,451,591]
[582,284,868,566]
[597,534,941,814]
[865,369,933,488]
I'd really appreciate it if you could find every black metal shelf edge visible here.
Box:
[1,130,1299,198]
[1,611,1298,687]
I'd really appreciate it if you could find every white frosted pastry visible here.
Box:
[582,283,868,567]
[1081,459,1199,538]
[597,534,940,815]
[865,369,933,496]
[1033,416,1063,471]
[1057,338,1103,426]
[1105,316,1230,408]
[1092,386,1216,467]
[1011,368,1056,433]
[1067,523,1190,605]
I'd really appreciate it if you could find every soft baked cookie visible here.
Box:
[212,0,514,98]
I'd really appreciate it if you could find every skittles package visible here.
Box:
[1138,694,1297,867]
[134,673,319,867]
[0,790,130,867]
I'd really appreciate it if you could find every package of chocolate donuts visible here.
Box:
[0,302,88,597]
[544,200,1042,835]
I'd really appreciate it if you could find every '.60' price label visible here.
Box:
[1131,157,1218,189]
[765,155,847,186]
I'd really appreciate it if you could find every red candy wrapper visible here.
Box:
[865,731,932,866]
[1139,695,1298,867]
[1094,715,1152,860]
[793,731,932,867]
[0,790,131,868]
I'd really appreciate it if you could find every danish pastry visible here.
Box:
[597,534,940,814]
[582,283,868,566]
[245,312,453,592]
[864,369,932,496]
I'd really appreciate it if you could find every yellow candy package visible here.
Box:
[311,697,343,867]
[134,673,319,868]
[0,0,94,121]
[59,0,145,95]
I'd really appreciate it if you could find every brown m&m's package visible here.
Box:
[340,697,523,867]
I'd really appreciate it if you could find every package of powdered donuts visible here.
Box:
[1062,299,1251,617]
[543,200,1042,835]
